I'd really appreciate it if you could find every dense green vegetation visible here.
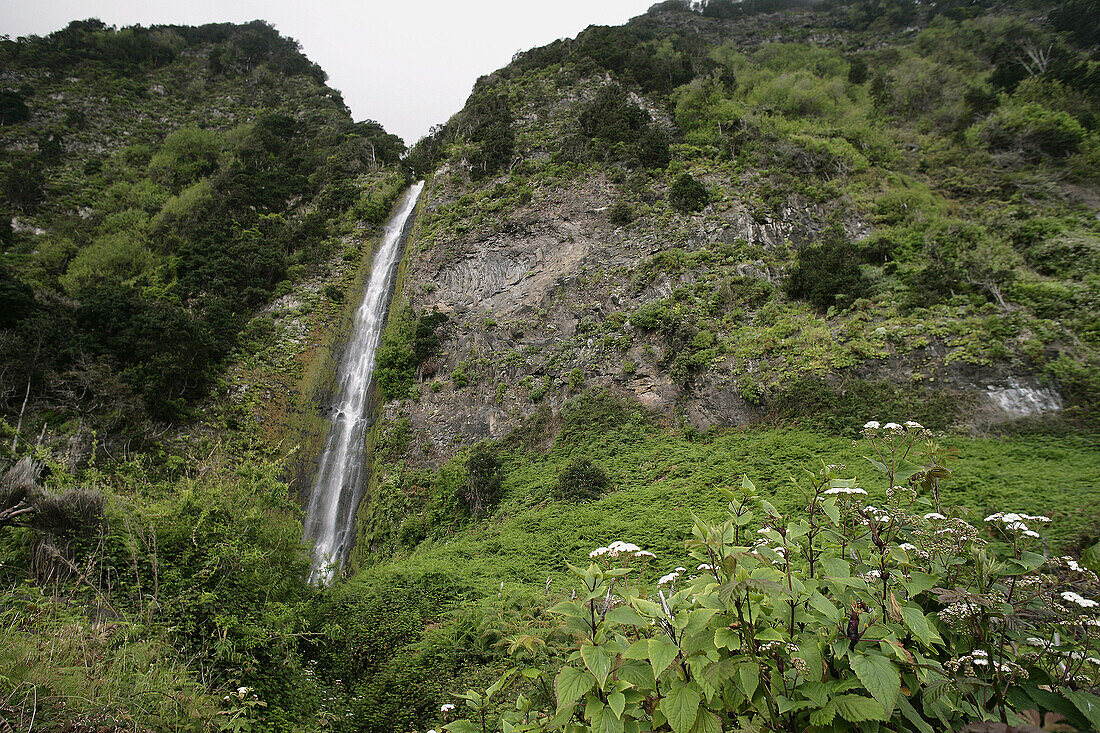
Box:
[0,19,406,425]
[408,0,1100,421]
[3,1,1100,731]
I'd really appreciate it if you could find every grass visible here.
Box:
[359,424,1100,598]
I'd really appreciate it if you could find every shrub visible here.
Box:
[975,103,1088,160]
[322,283,344,303]
[554,456,609,502]
[669,173,709,213]
[463,443,503,519]
[608,200,634,226]
[786,231,871,311]
[458,425,1100,733]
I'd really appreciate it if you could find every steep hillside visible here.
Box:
[0,19,407,439]
[0,20,416,731]
[4,5,1100,732]
[379,0,1099,466]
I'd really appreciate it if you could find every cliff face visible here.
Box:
[379,0,1100,464]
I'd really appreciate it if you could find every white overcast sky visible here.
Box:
[1,0,657,145]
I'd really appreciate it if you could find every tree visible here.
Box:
[554,457,609,501]
[786,228,871,311]
[669,173,708,213]
[0,91,30,125]
[464,443,503,518]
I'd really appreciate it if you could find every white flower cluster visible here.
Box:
[1053,555,1100,583]
[862,420,924,434]
[937,601,983,630]
[658,570,681,585]
[945,650,1026,678]
[441,703,455,713]
[861,506,891,523]
[824,486,868,496]
[590,540,656,560]
[1061,591,1099,609]
[984,512,1049,539]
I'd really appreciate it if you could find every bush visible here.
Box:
[554,456,609,501]
[608,200,634,226]
[975,103,1088,160]
[786,230,871,311]
[668,173,709,213]
[463,443,503,518]
[322,283,344,303]
[461,426,1100,733]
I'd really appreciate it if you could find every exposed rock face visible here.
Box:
[380,167,1065,464]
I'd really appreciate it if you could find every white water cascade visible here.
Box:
[304,182,423,583]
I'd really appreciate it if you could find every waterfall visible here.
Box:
[303,181,424,584]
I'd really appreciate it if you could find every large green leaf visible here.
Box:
[605,605,649,627]
[808,701,837,726]
[1064,689,1100,731]
[808,591,841,623]
[556,665,595,709]
[608,690,626,719]
[690,710,722,733]
[849,652,900,711]
[661,683,702,733]
[649,637,679,677]
[445,722,479,733]
[616,659,655,690]
[591,705,626,733]
[582,643,613,687]
[899,606,943,648]
[834,694,889,722]
[737,661,759,700]
[897,695,934,733]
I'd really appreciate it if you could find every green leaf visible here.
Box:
[445,722,480,733]
[755,627,785,641]
[833,694,888,722]
[582,644,613,687]
[849,652,900,711]
[899,606,943,648]
[1064,689,1100,731]
[615,659,655,690]
[798,640,824,682]
[902,571,938,597]
[608,690,626,719]
[864,456,890,474]
[808,591,841,623]
[633,598,664,618]
[714,627,739,650]
[649,637,679,677]
[690,710,722,733]
[623,639,649,660]
[759,499,780,517]
[808,701,837,726]
[605,605,648,627]
[738,662,759,700]
[897,695,934,733]
[591,704,626,733]
[682,608,718,635]
[555,666,595,709]
[822,498,841,525]
[661,683,701,733]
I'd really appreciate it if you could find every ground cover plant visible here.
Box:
[422,423,1100,732]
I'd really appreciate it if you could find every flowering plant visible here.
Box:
[450,422,1100,732]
